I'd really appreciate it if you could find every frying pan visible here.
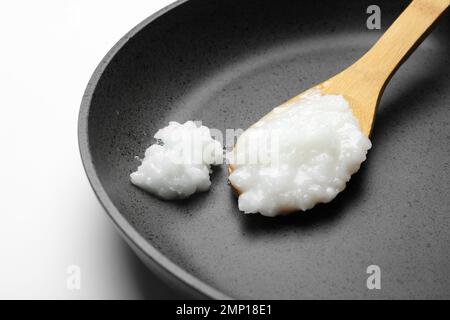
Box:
[78,0,450,299]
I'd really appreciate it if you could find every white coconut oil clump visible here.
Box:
[228,90,372,217]
[131,121,223,200]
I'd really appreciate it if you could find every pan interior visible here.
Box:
[87,0,450,299]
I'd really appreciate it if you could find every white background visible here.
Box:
[0,0,181,299]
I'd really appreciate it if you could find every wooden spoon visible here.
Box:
[229,0,449,179]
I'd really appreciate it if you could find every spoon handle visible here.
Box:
[356,0,449,89]
[317,0,450,136]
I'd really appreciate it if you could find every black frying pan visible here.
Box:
[78,0,450,299]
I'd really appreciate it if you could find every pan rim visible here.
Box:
[78,0,231,300]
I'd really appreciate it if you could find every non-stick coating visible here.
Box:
[80,0,450,299]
